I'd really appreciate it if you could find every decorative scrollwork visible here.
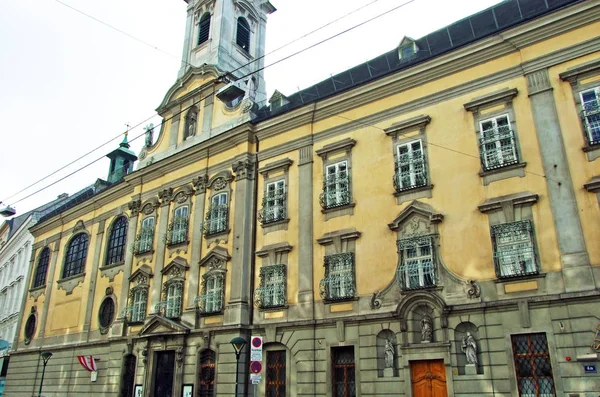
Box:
[370,291,382,310]
[466,280,481,299]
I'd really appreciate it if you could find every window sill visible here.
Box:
[394,184,433,205]
[261,218,289,234]
[258,304,289,312]
[479,162,526,186]
[167,240,189,249]
[204,229,230,245]
[192,39,211,53]
[234,43,253,60]
[321,202,355,221]
[322,296,358,305]
[198,310,223,317]
[400,285,441,294]
[56,272,86,295]
[582,144,600,161]
[29,285,46,301]
[493,272,545,283]
[126,320,144,326]
[99,261,125,282]
[134,249,154,257]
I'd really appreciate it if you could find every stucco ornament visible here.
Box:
[462,332,478,365]
[212,177,228,191]
[384,339,394,368]
[421,316,433,343]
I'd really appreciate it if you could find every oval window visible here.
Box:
[99,298,116,328]
[24,314,36,342]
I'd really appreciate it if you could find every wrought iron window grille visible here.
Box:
[478,125,519,171]
[332,346,356,397]
[397,235,436,290]
[491,220,539,279]
[127,288,148,323]
[255,264,287,309]
[166,215,189,245]
[581,97,600,146]
[133,226,154,254]
[393,146,427,193]
[158,280,183,318]
[319,252,356,301]
[258,192,287,225]
[319,172,351,210]
[511,333,556,397]
[196,274,224,314]
[204,204,229,236]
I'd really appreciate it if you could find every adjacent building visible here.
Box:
[5,0,600,396]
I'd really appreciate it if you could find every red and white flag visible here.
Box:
[77,355,97,372]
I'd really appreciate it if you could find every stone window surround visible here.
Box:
[204,171,234,244]
[23,309,38,345]
[316,138,356,221]
[477,191,541,281]
[255,242,292,312]
[29,246,51,299]
[559,59,600,161]
[463,88,526,186]
[99,214,129,282]
[198,247,230,317]
[192,1,215,51]
[98,293,117,335]
[167,185,195,248]
[57,229,90,295]
[233,5,257,58]
[127,264,153,324]
[384,114,434,205]
[258,158,293,234]
[256,345,292,397]
[317,229,361,303]
[135,197,160,257]
[160,258,189,319]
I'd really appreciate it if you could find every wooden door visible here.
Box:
[153,351,175,397]
[410,360,447,397]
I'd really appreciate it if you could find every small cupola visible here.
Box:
[106,133,138,183]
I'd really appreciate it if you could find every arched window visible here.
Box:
[198,13,211,45]
[33,247,51,288]
[198,350,216,397]
[236,17,250,52]
[63,233,89,278]
[106,216,128,266]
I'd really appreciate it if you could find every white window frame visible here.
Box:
[131,288,147,323]
[264,180,286,223]
[324,161,350,208]
[397,236,436,290]
[170,205,189,244]
[206,193,228,235]
[204,274,223,314]
[138,217,155,253]
[166,281,183,318]
[395,139,427,191]
[580,87,600,145]
[260,265,286,308]
[479,114,518,170]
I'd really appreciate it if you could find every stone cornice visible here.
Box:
[255,242,293,257]
[384,115,431,137]
[559,58,600,85]
[584,176,600,193]
[315,138,356,159]
[257,158,293,177]
[463,88,518,113]
[478,192,539,214]
[316,229,361,246]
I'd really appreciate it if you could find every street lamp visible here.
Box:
[230,337,246,397]
[38,351,53,397]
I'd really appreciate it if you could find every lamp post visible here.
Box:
[230,337,246,397]
[38,351,53,397]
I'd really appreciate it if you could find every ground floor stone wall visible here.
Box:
[4,293,600,396]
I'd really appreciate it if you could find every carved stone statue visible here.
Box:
[144,123,154,147]
[384,339,394,368]
[421,316,433,343]
[461,332,478,365]
[187,113,197,137]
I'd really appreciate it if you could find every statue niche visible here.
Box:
[454,322,482,375]
[376,329,397,378]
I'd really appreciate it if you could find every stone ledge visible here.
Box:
[321,202,355,220]
[479,162,526,186]
[99,261,124,282]
[582,144,600,162]
[28,285,46,302]
[261,218,289,234]
[478,191,539,213]
[384,114,431,137]
[315,138,356,159]
[463,88,518,113]
[258,158,293,177]
[56,273,86,295]
[584,176,600,192]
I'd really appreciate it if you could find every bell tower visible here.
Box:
[179,0,276,105]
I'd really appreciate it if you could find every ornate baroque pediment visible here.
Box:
[162,257,189,279]
[388,201,443,235]
[138,315,191,337]
[199,246,231,270]
[130,264,153,285]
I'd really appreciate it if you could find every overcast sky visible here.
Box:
[0,0,502,217]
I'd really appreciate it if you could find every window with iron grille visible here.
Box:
[205,193,228,236]
[236,17,250,52]
[168,206,189,245]
[106,216,128,265]
[479,114,519,171]
[198,350,216,397]
[197,13,211,45]
[99,297,116,328]
[511,333,556,397]
[332,346,356,397]
[321,161,351,209]
[255,264,286,309]
[580,87,600,146]
[130,288,147,323]
[136,217,155,254]
[319,253,355,301]
[397,235,436,290]
[165,281,183,318]
[197,273,224,314]
[33,247,50,288]
[259,180,286,225]
[394,140,427,192]
[266,350,286,397]
[62,233,89,278]
[491,220,538,278]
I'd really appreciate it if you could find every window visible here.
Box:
[394,140,427,192]
[397,235,435,290]
[479,115,519,171]
[33,247,50,288]
[131,288,147,323]
[198,273,224,314]
[24,314,36,342]
[320,253,355,301]
[236,17,250,52]
[259,180,286,224]
[62,233,89,278]
[106,216,128,265]
[197,13,211,45]
[166,281,183,318]
[399,42,417,60]
[99,297,116,328]
[205,193,228,236]
[266,351,286,397]
[168,206,189,245]
[322,161,351,209]
[256,264,286,309]
[511,333,556,397]
[136,217,155,254]
[198,350,216,397]
[332,346,356,397]
[580,87,600,146]
[491,220,538,278]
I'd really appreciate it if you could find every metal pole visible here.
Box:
[234,353,240,397]
[38,361,48,397]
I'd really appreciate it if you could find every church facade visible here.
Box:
[5,0,600,396]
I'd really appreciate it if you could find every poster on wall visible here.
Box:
[182,384,193,397]
[134,384,143,397]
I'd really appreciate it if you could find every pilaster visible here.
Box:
[525,68,593,292]
[178,5,194,78]
[39,240,60,338]
[201,95,214,138]
[297,145,314,318]
[83,220,106,337]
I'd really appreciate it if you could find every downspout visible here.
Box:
[309,103,317,397]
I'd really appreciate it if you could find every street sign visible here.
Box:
[251,336,263,362]
[250,361,262,374]
[584,365,597,373]
[250,374,262,385]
